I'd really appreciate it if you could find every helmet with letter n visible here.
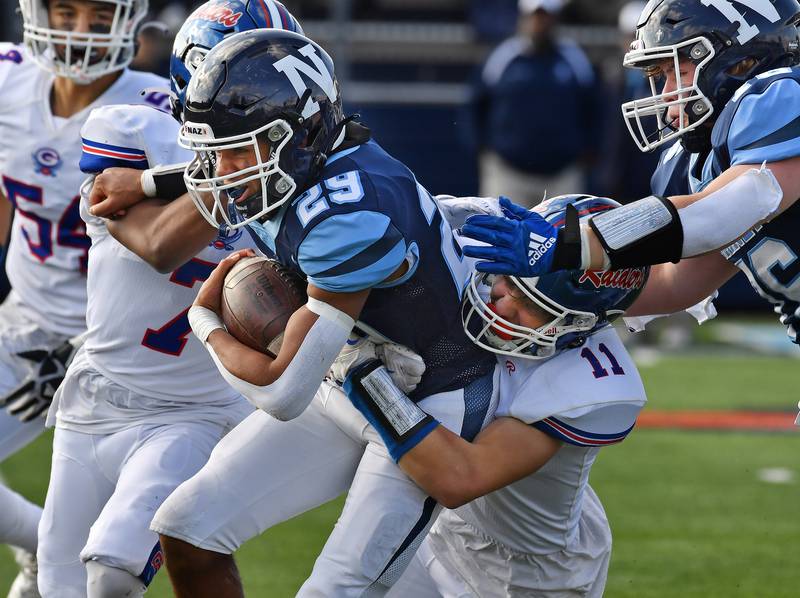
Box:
[19,0,148,83]
[170,0,303,121]
[179,29,344,230]
[462,195,650,360]
[621,0,800,153]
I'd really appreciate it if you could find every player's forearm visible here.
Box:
[398,428,486,509]
[400,418,559,509]
[584,165,782,269]
[203,300,356,420]
[626,253,737,317]
[207,329,277,384]
[107,194,217,273]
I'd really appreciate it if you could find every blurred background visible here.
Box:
[1,1,798,596]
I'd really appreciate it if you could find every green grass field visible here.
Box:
[0,354,797,597]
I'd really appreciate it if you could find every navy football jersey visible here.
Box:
[650,140,692,197]
[651,66,800,320]
[250,138,496,400]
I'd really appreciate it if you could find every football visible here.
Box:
[220,256,307,357]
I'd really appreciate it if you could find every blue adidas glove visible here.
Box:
[460,197,580,276]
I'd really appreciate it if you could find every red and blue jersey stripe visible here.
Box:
[533,416,635,447]
[80,138,149,173]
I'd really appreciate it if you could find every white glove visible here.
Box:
[434,195,503,229]
[378,342,426,394]
[331,334,426,394]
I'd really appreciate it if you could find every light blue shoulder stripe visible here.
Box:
[299,211,408,291]
[728,78,800,165]
[308,238,407,292]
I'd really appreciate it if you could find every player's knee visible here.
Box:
[85,560,146,598]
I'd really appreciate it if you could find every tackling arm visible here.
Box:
[398,418,560,509]
[625,252,739,317]
[462,161,790,275]
[106,193,218,274]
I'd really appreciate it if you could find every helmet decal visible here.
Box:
[273,44,339,118]
[702,0,780,44]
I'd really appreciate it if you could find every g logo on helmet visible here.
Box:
[273,44,338,118]
[700,0,780,44]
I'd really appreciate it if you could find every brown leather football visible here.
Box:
[220,256,307,357]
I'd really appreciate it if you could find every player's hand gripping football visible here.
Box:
[0,334,86,422]
[87,167,147,218]
[331,334,426,394]
[193,249,257,315]
[460,196,566,276]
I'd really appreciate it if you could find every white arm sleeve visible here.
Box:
[680,165,782,257]
[206,297,355,421]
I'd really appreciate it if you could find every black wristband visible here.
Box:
[153,170,188,200]
[589,195,683,269]
[551,203,582,270]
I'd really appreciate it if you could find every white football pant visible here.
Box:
[37,418,243,597]
[152,373,498,597]
[0,292,69,552]
[390,488,611,598]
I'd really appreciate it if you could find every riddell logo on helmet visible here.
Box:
[191,3,243,27]
[579,268,646,290]
[527,232,556,266]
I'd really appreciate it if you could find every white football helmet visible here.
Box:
[20,0,148,83]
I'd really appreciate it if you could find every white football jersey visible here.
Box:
[455,327,646,554]
[0,43,172,337]
[76,104,254,406]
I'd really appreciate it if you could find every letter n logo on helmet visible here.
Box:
[273,44,338,118]
[700,0,781,43]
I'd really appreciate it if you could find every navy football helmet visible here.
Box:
[180,29,344,229]
[462,195,650,360]
[170,0,302,121]
[622,0,800,152]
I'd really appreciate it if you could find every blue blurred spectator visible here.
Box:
[466,0,600,207]
[469,0,519,42]
[593,1,662,202]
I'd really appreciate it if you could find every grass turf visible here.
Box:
[0,354,796,596]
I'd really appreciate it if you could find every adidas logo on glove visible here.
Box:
[528,232,556,266]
